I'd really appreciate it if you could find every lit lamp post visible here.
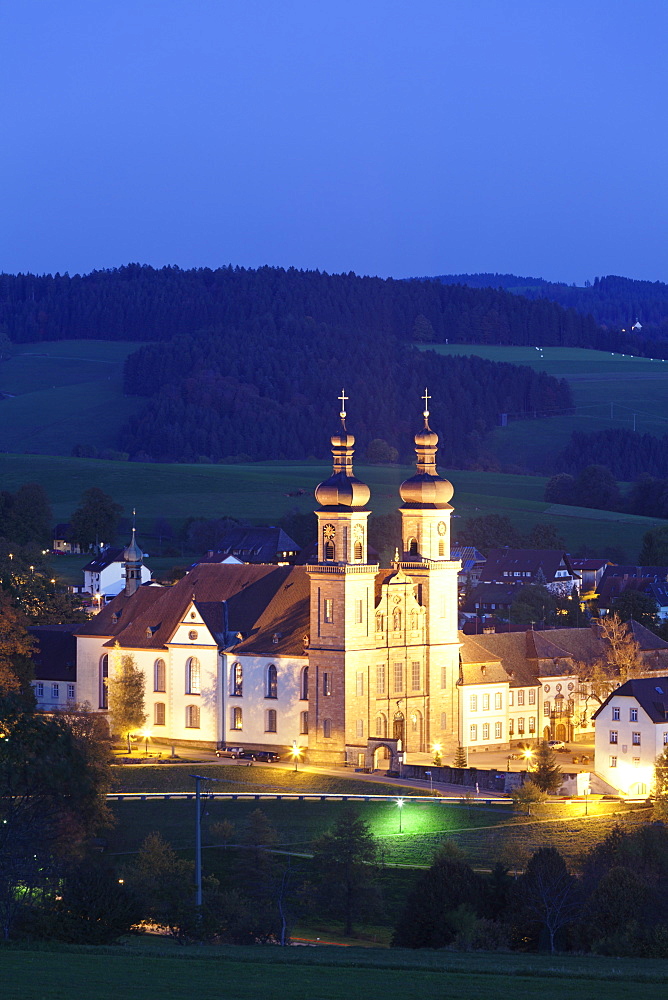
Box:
[522,748,535,771]
[432,742,442,765]
[396,797,405,833]
[290,745,303,771]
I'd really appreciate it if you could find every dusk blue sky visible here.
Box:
[2,1,666,284]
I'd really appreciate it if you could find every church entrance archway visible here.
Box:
[393,712,405,745]
[374,745,390,768]
[555,723,566,741]
[364,737,402,773]
[543,726,551,741]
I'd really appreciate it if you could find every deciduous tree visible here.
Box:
[70,487,122,550]
[107,648,147,752]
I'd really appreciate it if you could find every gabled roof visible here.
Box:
[198,527,301,565]
[592,676,668,723]
[480,548,577,583]
[451,545,486,571]
[76,584,166,638]
[464,583,519,611]
[460,631,541,688]
[82,547,124,572]
[570,558,611,571]
[231,566,310,656]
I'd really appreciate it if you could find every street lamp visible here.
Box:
[396,797,405,833]
[522,748,535,770]
[432,742,442,765]
[290,745,303,771]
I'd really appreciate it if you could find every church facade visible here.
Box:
[72,397,668,766]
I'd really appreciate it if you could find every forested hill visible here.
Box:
[119,322,572,463]
[430,273,668,338]
[1,263,602,348]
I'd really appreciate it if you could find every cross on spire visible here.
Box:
[338,388,348,419]
[422,387,431,419]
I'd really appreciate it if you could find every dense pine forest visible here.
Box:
[431,273,668,340]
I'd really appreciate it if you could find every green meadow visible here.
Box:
[423,344,668,470]
[0,340,145,455]
[2,943,666,1000]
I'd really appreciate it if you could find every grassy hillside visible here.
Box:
[423,345,668,471]
[0,340,145,455]
[1,453,661,566]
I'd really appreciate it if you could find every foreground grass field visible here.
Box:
[2,942,666,1000]
[424,344,668,471]
[1,452,660,566]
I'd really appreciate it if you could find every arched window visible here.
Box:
[185,704,200,728]
[154,702,165,726]
[232,706,243,730]
[265,708,277,733]
[186,657,200,695]
[375,713,387,737]
[154,658,166,692]
[392,608,402,631]
[300,710,309,734]
[408,537,418,555]
[324,541,335,560]
[354,541,363,561]
[266,663,277,699]
[231,661,243,697]
[323,718,332,739]
[300,666,308,701]
[409,611,418,630]
[99,654,108,709]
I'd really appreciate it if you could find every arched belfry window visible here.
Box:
[324,541,335,560]
[266,663,277,699]
[354,541,363,561]
[408,537,418,555]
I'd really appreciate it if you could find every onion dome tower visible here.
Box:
[123,510,144,596]
[399,389,454,561]
[313,390,371,563]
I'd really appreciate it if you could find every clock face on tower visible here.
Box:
[323,524,336,540]
[437,521,447,536]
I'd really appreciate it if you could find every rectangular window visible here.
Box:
[186,705,200,729]
[544,700,551,717]
[324,598,334,624]
[356,672,364,697]
[494,691,502,710]
[633,757,641,766]
[51,683,59,699]
[440,712,447,730]
[322,672,331,696]
[632,731,641,746]
[265,709,277,733]
[664,732,668,745]
[528,689,536,705]
[300,711,309,735]
[36,682,43,698]
[610,730,618,744]
[67,683,75,700]
[529,717,536,733]
[393,662,403,693]
[323,718,332,738]
[612,707,620,720]
[376,664,385,695]
[470,694,478,712]
[508,718,514,736]
[482,723,489,740]
[411,661,420,691]
[630,708,638,722]
[495,721,502,739]
[355,719,364,739]
[518,717,525,734]
[155,702,165,726]
[482,694,490,711]
[441,664,447,689]
[470,724,478,741]
[517,690,525,706]
[355,599,363,624]
[610,755,617,767]
[508,691,514,707]
[232,706,243,730]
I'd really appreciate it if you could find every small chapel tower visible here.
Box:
[123,513,144,597]
[306,392,379,763]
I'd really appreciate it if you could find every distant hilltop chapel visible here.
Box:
[68,393,668,770]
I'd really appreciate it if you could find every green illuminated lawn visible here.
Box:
[1,942,666,1000]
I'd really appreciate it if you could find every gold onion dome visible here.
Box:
[315,391,370,509]
[400,390,454,508]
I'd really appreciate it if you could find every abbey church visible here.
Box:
[73,396,668,767]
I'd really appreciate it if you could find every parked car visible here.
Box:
[252,751,281,763]
[547,740,567,752]
[215,746,245,758]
